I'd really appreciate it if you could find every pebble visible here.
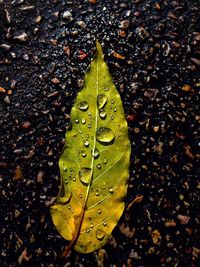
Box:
[119,20,130,29]
[13,32,28,42]
[63,11,73,20]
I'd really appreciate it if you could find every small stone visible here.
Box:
[63,11,72,20]
[182,84,192,92]
[77,20,86,28]
[13,32,28,42]
[119,20,130,29]
[51,77,60,84]
[177,214,190,225]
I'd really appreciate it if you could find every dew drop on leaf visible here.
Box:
[109,187,114,194]
[96,163,101,169]
[78,101,89,111]
[86,228,90,233]
[90,223,94,228]
[103,221,107,226]
[79,168,92,185]
[96,229,105,240]
[110,116,114,120]
[97,94,108,109]
[99,109,107,119]
[96,127,115,144]
[104,87,109,91]
[88,124,91,129]
[103,158,107,164]
[97,209,101,214]
[84,140,90,147]
[81,151,87,157]
[81,118,86,124]
[95,189,100,196]
[75,119,79,124]
[114,108,117,112]
[91,147,100,158]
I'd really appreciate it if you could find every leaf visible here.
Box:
[50,41,131,254]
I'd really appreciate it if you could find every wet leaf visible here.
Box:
[50,41,131,254]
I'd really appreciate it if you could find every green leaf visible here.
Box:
[50,41,131,254]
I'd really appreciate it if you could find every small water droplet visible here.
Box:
[86,228,90,233]
[96,127,115,144]
[96,229,105,240]
[91,147,99,158]
[97,163,101,169]
[114,108,117,112]
[97,209,101,214]
[103,158,107,164]
[90,223,94,228]
[86,134,89,138]
[81,151,86,157]
[84,140,89,147]
[103,221,107,226]
[75,119,79,124]
[110,116,114,120]
[102,182,106,189]
[78,101,89,111]
[111,99,115,104]
[57,191,72,204]
[88,124,91,128]
[95,189,100,196]
[68,205,71,210]
[79,194,82,199]
[73,177,76,181]
[104,87,109,91]
[81,118,86,124]
[79,168,92,185]
[79,129,82,134]
[99,109,107,119]
[109,187,114,194]
[97,94,108,109]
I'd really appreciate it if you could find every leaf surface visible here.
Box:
[50,41,131,253]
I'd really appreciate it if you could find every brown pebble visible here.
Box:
[51,77,60,84]
[13,166,23,181]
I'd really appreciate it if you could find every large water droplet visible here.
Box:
[57,191,72,204]
[96,229,105,240]
[96,127,115,144]
[79,168,92,185]
[78,101,89,111]
[97,94,108,109]
[91,147,99,158]
[99,109,107,119]
[84,140,89,147]
[81,118,86,124]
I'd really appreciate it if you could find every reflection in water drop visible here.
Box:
[91,147,99,158]
[78,101,89,111]
[99,109,107,119]
[96,127,115,144]
[84,140,89,147]
[96,229,105,240]
[57,191,72,204]
[79,168,92,185]
[97,94,108,109]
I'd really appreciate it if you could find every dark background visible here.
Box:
[0,0,199,266]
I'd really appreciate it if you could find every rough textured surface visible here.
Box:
[0,0,199,266]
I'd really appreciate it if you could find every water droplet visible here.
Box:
[79,194,82,199]
[109,187,114,194]
[68,205,71,210]
[104,87,109,91]
[97,94,108,109]
[81,151,86,157]
[79,129,82,134]
[84,140,89,147]
[99,109,107,119]
[114,108,117,112]
[103,221,107,226]
[78,101,89,111]
[57,191,72,204]
[90,223,94,228]
[91,147,99,158]
[81,118,86,124]
[111,99,115,104]
[88,124,91,128]
[86,134,89,138]
[96,127,115,144]
[73,177,76,181]
[95,189,100,196]
[75,119,79,123]
[97,209,101,214]
[96,229,105,240]
[102,182,106,189]
[86,228,90,233]
[103,158,107,164]
[110,116,114,120]
[97,163,101,169]
[79,168,92,185]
